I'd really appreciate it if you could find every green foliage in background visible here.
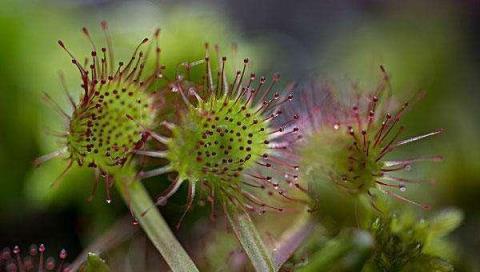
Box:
[363,209,462,271]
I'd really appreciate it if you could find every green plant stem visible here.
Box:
[225,202,275,272]
[115,170,199,272]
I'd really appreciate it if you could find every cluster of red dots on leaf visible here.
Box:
[194,104,269,181]
[80,82,147,167]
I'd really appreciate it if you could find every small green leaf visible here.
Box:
[81,253,111,272]
[429,208,464,237]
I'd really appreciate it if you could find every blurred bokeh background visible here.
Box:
[0,0,479,271]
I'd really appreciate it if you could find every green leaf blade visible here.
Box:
[225,203,275,272]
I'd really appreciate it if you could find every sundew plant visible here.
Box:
[2,2,473,272]
[300,67,443,213]
[33,26,453,272]
[35,22,160,202]
[139,49,301,220]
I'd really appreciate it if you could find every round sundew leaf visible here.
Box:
[428,208,464,237]
[298,73,441,213]
[166,96,271,189]
[66,76,154,172]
